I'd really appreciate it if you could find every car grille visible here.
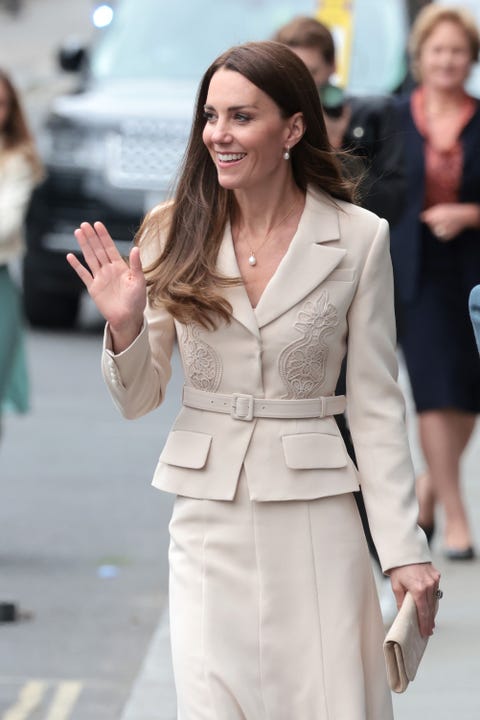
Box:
[105,120,190,191]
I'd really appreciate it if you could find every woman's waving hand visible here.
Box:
[67,221,146,352]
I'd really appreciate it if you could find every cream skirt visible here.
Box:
[168,471,393,720]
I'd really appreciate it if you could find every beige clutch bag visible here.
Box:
[383,591,429,693]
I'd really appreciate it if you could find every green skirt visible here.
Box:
[0,265,30,414]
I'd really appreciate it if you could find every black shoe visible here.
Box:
[444,546,475,561]
[0,602,18,622]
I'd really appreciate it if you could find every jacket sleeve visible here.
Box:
[346,217,430,572]
[101,217,176,419]
[102,304,176,420]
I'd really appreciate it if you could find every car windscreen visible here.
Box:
[88,0,317,83]
[347,0,409,94]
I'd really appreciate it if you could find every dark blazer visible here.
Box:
[390,96,480,305]
[344,95,406,225]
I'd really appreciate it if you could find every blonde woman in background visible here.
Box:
[0,70,42,429]
[390,6,480,560]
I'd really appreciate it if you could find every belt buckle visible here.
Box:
[231,393,254,421]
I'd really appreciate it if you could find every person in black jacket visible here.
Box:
[273,15,405,225]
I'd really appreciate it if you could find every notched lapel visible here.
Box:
[216,223,260,339]
[254,191,347,328]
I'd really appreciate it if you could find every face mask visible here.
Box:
[318,83,345,118]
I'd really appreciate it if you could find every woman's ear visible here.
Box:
[286,112,306,149]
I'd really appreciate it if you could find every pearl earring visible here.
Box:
[283,148,290,160]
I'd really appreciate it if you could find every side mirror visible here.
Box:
[57,38,87,73]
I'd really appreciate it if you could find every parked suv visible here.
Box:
[24,0,410,327]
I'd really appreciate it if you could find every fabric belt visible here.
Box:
[182,386,346,422]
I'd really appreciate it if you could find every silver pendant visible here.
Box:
[248,253,257,267]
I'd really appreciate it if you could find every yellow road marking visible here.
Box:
[2,680,47,720]
[44,682,82,720]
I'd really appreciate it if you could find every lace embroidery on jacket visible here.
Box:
[181,324,222,392]
[279,291,338,398]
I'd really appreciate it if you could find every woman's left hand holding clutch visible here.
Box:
[388,562,441,638]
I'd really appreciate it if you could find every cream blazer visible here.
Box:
[0,148,37,265]
[103,188,430,572]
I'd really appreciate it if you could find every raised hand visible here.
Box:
[67,221,146,350]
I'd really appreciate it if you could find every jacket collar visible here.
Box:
[216,187,346,335]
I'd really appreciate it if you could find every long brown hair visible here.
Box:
[138,41,355,329]
[0,69,43,179]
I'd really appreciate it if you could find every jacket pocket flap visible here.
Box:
[160,430,212,469]
[282,433,347,469]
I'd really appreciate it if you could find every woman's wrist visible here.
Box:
[109,317,144,354]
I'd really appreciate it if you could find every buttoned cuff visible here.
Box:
[102,319,149,390]
[103,319,147,357]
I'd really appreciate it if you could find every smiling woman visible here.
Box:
[136,42,353,327]
[68,40,440,720]
[201,68,306,284]
[202,69,301,194]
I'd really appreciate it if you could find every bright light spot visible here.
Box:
[92,4,114,28]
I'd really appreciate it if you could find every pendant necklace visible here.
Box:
[243,199,300,267]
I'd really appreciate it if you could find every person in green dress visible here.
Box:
[0,69,42,428]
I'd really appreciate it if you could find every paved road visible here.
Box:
[0,314,182,720]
